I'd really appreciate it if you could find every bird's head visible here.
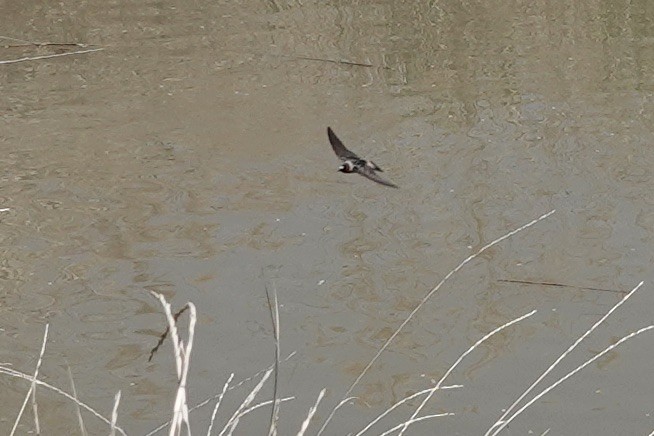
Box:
[338,161,354,173]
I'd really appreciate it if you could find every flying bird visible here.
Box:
[327,127,398,188]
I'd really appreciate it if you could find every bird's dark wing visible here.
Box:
[327,127,359,160]
[357,165,399,188]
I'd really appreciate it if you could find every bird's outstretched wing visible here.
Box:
[357,165,399,188]
[328,127,359,160]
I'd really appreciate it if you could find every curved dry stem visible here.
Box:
[489,324,654,434]
[240,396,294,418]
[146,352,298,436]
[207,374,234,436]
[378,413,454,436]
[316,396,359,435]
[356,385,461,436]
[66,364,87,436]
[317,209,555,435]
[265,282,281,436]
[11,324,49,436]
[0,366,127,435]
[398,310,537,435]
[297,389,326,436]
[486,281,645,436]
[150,292,196,436]
[219,368,272,436]
[109,391,121,436]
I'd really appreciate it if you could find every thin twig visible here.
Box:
[0,47,104,65]
[486,281,644,436]
[295,56,373,67]
[149,305,190,362]
[0,35,90,46]
[11,323,48,436]
[317,209,556,435]
[4,42,91,48]
[498,279,626,294]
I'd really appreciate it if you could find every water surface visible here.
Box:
[1,1,654,434]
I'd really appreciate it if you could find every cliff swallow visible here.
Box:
[327,127,398,188]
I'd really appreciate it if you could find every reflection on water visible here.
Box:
[2,0,654,434]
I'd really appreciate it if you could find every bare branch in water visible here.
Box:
[148,305,189,362]
[498,279,626,294]
[294,56,373,68]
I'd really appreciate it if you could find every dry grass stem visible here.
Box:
[318,209,555,435]
[150,292,197,436]
[356,385,462,435]
[10,323,48,436]
[219,368,273,436]
[30,388,40,435]
[379,413,455,436]
[110,391,121,436]
[0,47,104,65]
[146,353,298,436]
[490,324,654,434]
[398,310,537,435]
[316,396,360,436]
[207,373,235,436]
[240,397,294,420]
[67,365,88,436]
[265,282,281,436]
[486,281,644,436]
[9,204,648,436]
[297,389,326,436]
[0,366,127,435]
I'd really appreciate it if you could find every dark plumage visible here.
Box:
[327,127,398,188]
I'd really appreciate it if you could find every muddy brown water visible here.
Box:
[2,1,654,435]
